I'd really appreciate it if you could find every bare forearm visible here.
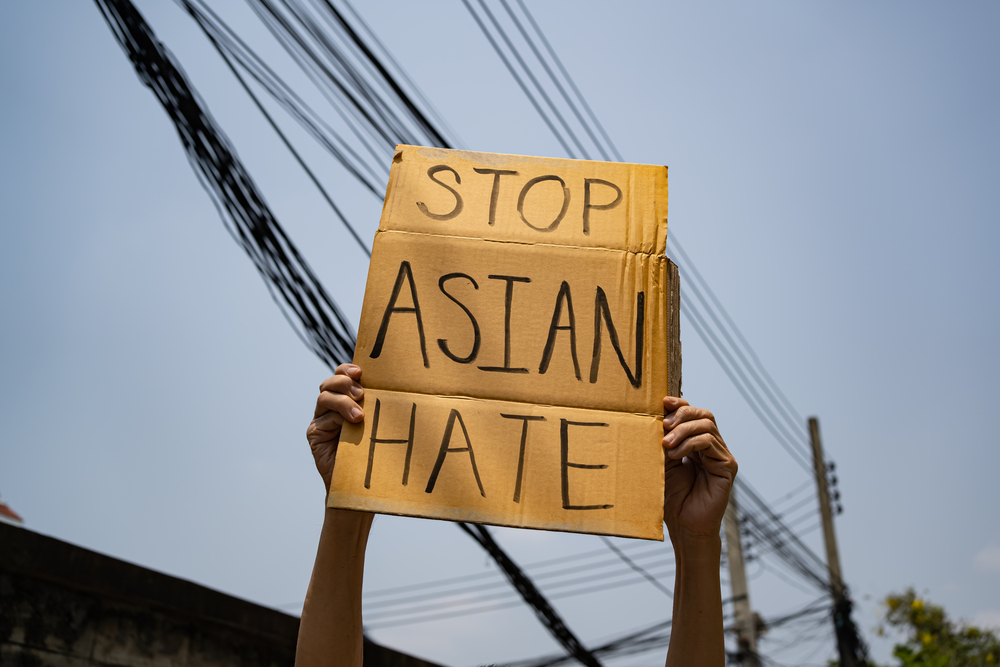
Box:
[665,531,725,667]
[295,508,374,667]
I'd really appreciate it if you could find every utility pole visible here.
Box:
[724,490,759,667]
[809,417,844,602]
[809,417,867,667]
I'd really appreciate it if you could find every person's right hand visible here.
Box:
[661,396,737,541]
[306,364,365,493]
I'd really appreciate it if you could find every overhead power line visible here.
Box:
[363,557,674,617]
[363,544,670,610]
[769,478,815,512]
[461,0,821,480]
[599,536,672,598]
[94,0,357,370]
[364,563,676,630]
[97,4,610,663]
[459,0,622,165]
[188,6,373,256]
[666,238,808,440]
[460,12,873,667]
[668,236,814,469]
[735,478,831,595]
[246,0,451,152]
[364,558,674,617]
[458,3,842,621]
[100,0,850,661]
[509,597,830,667]
[509,0,622,162]
[363,539,656,599]
[177,0,387,198]
[460,523,603,667]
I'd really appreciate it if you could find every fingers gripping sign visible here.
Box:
[661,396,738,539]
[307,364,366,492]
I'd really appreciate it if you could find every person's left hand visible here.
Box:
[661,396,738,541]
[306,364,365,493]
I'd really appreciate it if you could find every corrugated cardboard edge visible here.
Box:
[331,493,663,541]
[667,258,681,398]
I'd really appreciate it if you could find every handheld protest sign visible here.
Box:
[329,146,678,540]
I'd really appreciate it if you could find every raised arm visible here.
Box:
[296,364,373,667]
[661,396,738,667]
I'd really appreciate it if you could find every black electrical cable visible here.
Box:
[471,0,820,476]
[599,536,672,598]
[735,479,831,593]
[336,0,464,146]
[94,0,357,370]
[782,507,821,531]
[459,523,602,667]
[774,492,817,519]
[186,6,372,257]
[363,540,655,599]
[364,554,673,613]
[463,3,846,624]
[668,235,811,444]
[512,0,622,161]
[793,520,824,539]
[254,0,399,147]
[769,478,815,511]
[364,562,676,624]
[460,0,578,158]
[364,597,527,630]
[362,562,674,631]
[673,246,813,459]
[498,0,609,161]
[109,0,843,658]
[759,560,824,597]
[261,8,392,170]
[364,549,671,610]
[475,0,590,158]
[507,618,674,667]
[739,510,825,590]
[680,295,815,473]
[176,0,388,194]
[312,0,450,148]
[249,0,450,153]
[165,3,612,659]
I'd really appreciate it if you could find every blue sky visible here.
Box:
[2,2,999,665]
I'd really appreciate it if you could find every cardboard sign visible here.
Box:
[329,146,679,540]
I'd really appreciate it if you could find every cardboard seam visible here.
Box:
[361,388,665,420]
[373,228,669,259]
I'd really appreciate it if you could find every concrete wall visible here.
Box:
[0,522,442,667]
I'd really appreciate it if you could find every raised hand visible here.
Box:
[661,396,738,540]
[306,364,365,493]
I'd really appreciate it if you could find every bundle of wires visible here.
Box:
[95,0,358,369]
[94,0,868,663]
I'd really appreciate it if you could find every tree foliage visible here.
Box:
[876,589,999,667]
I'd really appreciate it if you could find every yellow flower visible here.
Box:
[922,632,932,645]
[912,599,924,611]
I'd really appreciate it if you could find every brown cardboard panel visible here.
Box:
[334,389,665,541]
[354,231,668,415]
[383,146,668,255]
[329,146,672,540]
